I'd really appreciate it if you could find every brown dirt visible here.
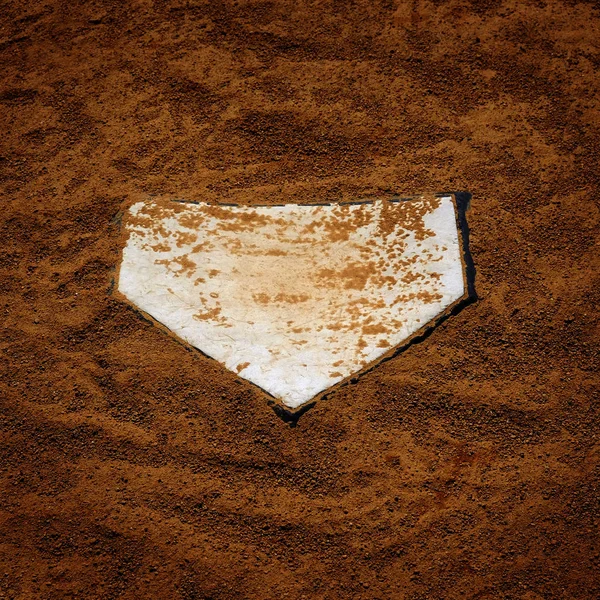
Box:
[1,0,599,598]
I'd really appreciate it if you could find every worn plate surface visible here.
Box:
[117,195,473,410]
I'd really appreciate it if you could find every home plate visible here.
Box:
[116,193,475,415]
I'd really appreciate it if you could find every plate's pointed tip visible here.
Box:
[268,400,318,427]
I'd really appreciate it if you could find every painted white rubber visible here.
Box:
[118,196,466,409]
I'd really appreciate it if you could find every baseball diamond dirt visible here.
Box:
[1,0,600,599]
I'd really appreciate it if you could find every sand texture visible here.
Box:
[1,0,600,598]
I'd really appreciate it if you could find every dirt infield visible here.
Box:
[1,1,599,598]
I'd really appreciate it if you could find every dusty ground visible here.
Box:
[1,0,600,598]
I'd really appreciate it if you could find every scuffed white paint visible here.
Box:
[118,196,466,408]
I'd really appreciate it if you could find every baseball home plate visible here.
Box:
[116,194,474,412]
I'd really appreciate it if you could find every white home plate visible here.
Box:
[117,194,474,412]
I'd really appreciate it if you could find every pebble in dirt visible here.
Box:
[116,193,474,412]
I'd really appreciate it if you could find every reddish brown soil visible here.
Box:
[2,1,600,598]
